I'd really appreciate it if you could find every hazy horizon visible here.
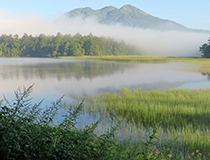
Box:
[1,1,210,30]
[0,9,209,57]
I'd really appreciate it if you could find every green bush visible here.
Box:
[0,85,177,160]
[0,85,142,160]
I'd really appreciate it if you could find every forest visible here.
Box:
[0,32,140,57]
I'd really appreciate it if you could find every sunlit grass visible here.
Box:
[59,56,169,62]
[59,56,210,73]
[84,87,210,159]
[168,57,210,74]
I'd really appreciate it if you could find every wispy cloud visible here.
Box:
[0,10,208,57]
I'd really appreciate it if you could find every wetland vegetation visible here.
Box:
[1,84,209,159]
[85,87,210,159]
[1,57,210,159]
[0,85,176,160]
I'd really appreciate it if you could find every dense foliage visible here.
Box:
[0,85,170,160]
[0,85,123,159]
[199,37,210,58]
[0,33,139,57]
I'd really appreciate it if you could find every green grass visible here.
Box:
[168,57,210,74]
[85,87,210,159]
[59,56,210,73]
[58,56,169,63]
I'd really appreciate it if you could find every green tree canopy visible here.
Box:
[199,37,210,58]
[0,33,140,57]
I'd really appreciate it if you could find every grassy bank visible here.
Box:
[59,56,169,63]
[85,87,210,159]
[169,57,210,74]
[59,56,210,73]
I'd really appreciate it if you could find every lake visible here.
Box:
[0,57,209,104]
[1,57,209,156]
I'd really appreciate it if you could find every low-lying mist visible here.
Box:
[0,10,208,57]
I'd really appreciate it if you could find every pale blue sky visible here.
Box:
[1,0,210,30]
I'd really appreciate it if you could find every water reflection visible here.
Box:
[0,58,133,81]
[1,58,210,147]
[0,58,209,102]
[202,73,210,81]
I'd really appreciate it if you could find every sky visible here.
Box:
[1,0,210,30]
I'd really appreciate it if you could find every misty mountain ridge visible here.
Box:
[65,4,209,33]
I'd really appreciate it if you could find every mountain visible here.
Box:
[65,4,209,33]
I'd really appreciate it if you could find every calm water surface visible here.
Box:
[2,57,210,146]
[1,57,210,138]
[0,57,209,103]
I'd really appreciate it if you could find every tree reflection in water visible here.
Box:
[0,60,134,81]
[201,73,210,81]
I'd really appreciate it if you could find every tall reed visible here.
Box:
[85,87,210,158]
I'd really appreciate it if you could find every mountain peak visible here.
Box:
[120,4,137,10]
[121,4,133,8]
[101,6,117,10]
[64,5,210,33]
[120,4,149,16]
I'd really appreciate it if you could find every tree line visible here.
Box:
[199,37,210,58]
[0,32,140,57]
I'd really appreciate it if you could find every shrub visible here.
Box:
[0,85,127,159]
[0,85,178,160]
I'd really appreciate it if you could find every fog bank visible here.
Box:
[0,10,208,57]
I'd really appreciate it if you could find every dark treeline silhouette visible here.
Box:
[0,32,140,57]
[199,37,210,58]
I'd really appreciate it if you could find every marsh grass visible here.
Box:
[85,87,210,159]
